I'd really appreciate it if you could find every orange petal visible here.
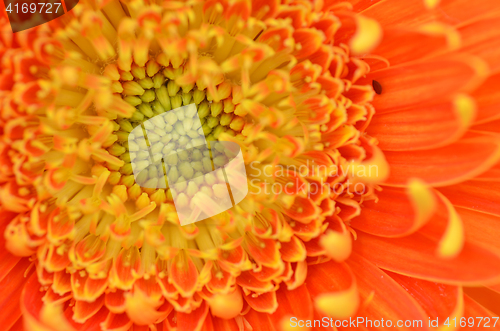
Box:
[70,306,108,331]
[343,136,390,185]
[20,274,45,330]
[0,258,33,330]
[306,261,359,319]
[463,294,499,321]
[105,290,126,314]
[271,285,313,327]
[353,230,500,285]
[71,271,108,302]
[279,235,307,262]
[303,236,325,257]
[236,270,274,293]
[459,15,500,74]
[217,246,248,275]
[351,181,436,237]
[244,308,276,331]
[473,119,500,135]
[200,312,215,331]
[211,316,241,331]
[388,272,463,329]
[471,73,500,124]
[169,250,199,298]
[438,180,500,217]
[225,0,250,21]
[207,262,235,293]
[458,207,500,252]
[291,218,323,242]
[319,220,353,263]
[281,196,321,223]
[166,293,203,314]
[346,254,430,330]
[343,85,375,105]
[7,318,24,331]
[109,247,141,290]
[284,261,307,291]
[99,312,133,331]
[308,45,334,72]
[52,271,72,296]
[251,0,278,19]
[253,264,286,283]
[73,235,107,266]
[368,94,476,151]
[21,273,76,331]
[297,95,334,125]
[242,234,282,268]
[124,281,167,325]
[369,57,486,115]
[175,301,209,331]
[317,76,345,103]
[0,210,22,279]
[488,284,500,295]
[383,133,500,187]
[370,24,459,71]
[39,244,71,273]
[4,213,39,256]
[322,125,360,149]
[346,104,368,126]
[73,296,105,324]
[417,191,465,259]
[275,5,306,29]
[292,29,325,60]
[362,0,500,29]
[344,58,371,85]
[290,61,321,93]
[243,291,278,314]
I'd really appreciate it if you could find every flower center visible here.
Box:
[106,57,245,203]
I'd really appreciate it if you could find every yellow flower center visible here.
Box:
[105,58,245,206]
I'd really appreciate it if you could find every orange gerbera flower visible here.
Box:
[1,0,500,330]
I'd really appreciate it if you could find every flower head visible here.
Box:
[1,0,500,330]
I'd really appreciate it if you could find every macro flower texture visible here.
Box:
[1,0,500,330]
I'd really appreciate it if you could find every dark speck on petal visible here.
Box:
[372,80,382,95]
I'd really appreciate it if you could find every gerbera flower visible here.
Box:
[1,0,500,330]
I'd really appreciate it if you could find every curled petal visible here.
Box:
[124,284,168,325]
[351,179,436,237]
[207,287,243,319]
[73,296,105,324]
[353,230,500,285]
[243,291,278,314]
[368,94,476,151]
[21,273,76,331]
[307,261,359,319]
[350,15,383,55]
